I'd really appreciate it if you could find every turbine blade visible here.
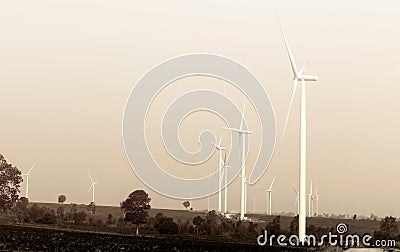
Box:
[223,152,227,165]
[280,25,298,77]
[299,62,309,75]
[89,174,93,183]
[88,184,93,193]
[279,79,298,155]
[218,135,222,147]
[27,163,37,175]
[240,100,245,130]
[291,185,298,194]
[268,177,276,190]
[309,180,313,195]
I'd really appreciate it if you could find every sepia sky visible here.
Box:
[1,1,399,217]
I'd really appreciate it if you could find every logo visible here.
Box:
[123,54,276,199]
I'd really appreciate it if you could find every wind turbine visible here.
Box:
[291,186,300,215]
[88,174,99,203]
[267,177,276,215]
[280,25,318,241]
[221,152,231,214]
[224,101,251,220]
[308,180,313,217]
[22,163,36,199]
[315,186,319,216]
[212,135,226,213]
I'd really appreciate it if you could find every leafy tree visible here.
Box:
[116,216,125,229]
[42,209,57,224]
[106,213,115,226]
[183,201,190,210]
[58,195,66,204]
[87,202,96,214]
[375,216,398,240]
[0,154,23,211]
[192,216,205,235]
[13,197,29,223]
[120,190,151,235]
[29,204,45,222]
[56,206,65,223]
[265,215,281,236]
[158,220,179,234]
[289,215,299,235]
[73,211,86,225]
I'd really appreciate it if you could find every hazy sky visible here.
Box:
[1,1,399,217]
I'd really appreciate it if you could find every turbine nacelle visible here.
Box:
[295,75,318,82]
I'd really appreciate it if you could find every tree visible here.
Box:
[266,215,281,236]
[183,201,190,210]
[73,211,86,225]
[14,197,29,223]
[58,195,66,204]
[375,216,399,240]
[0,154,23,211]
[192,216,205,235]
[106,213,114,226]
[289,215,299,235]
[56,206,65,223]
[120,190,151,235]
[87,202,96,214]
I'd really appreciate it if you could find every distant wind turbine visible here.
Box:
[291,186,300,215]
[88,174,99,203]
[267,177,276,215]
[279,25,318,241]
[221,152,230,214]
[22,163,37,199]
[211,135,226,213]
[315,186,319,216]
[224,101,251,220]
[308,180,314,217]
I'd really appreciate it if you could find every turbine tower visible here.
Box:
[88,174,99,203]
[212,135,226,213]
[315,186,319,216]
[22,163,36,199]
[280,26,318,241]
[267,177,276,215]
[224,101,251,220]
[221,152,230,214]
[308,180,313,217]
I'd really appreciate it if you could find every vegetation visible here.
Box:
[182,200,190,210]
[58,195,66,204]
[120,189,151,235]
[0,154,23,211]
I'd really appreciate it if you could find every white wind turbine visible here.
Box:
[221,152,231,214]
[267,177,276,215]
[211,135,226,213]
[315,186,319,216]
[88,174,99,203]
[280,26,318,241]
[224,101,251,220]
[291,186,300,215]
[22,163,37,199]
[244,177,250,214]
[308,180,314,217]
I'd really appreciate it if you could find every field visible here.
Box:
[0,202,385,251]
[0,224,314,251]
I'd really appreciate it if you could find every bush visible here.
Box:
[158,220,179,234]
